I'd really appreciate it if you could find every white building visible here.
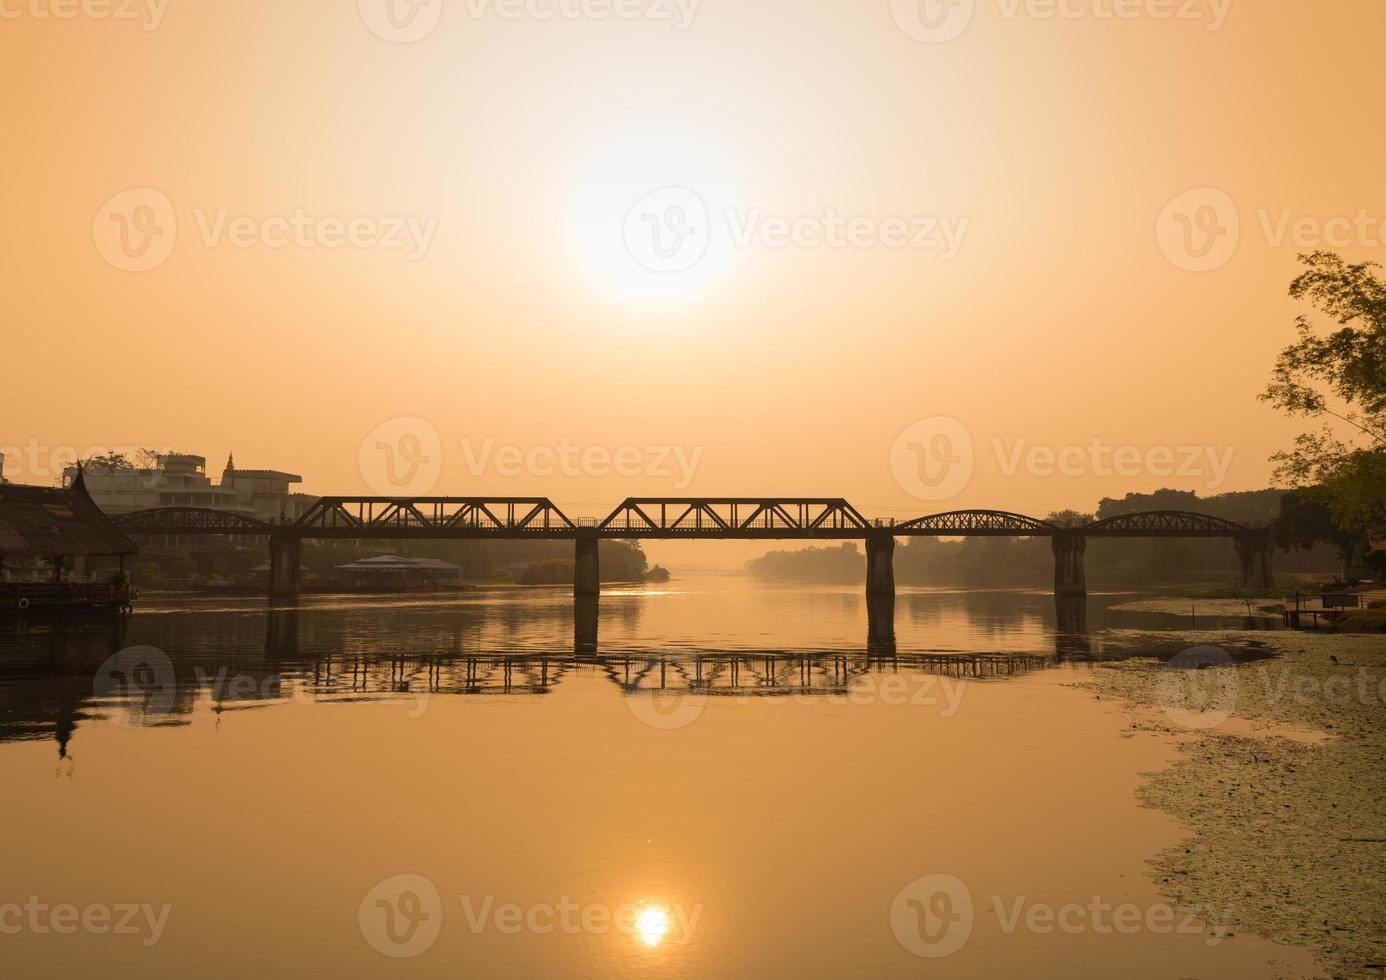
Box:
[62,453,316,524]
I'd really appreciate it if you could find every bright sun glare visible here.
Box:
[568,125,740,310]
[635,905,671,947]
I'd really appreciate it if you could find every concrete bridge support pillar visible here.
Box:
[1235,529,1274,590]
[574,533,600,598]
[865,532,896,598]
[867,592,896,653]
[265,605,300,658]
[574,596,599,656]
[1052,531,1087,598]
[268,535,302,599]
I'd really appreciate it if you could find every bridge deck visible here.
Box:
[111,502,1268,540]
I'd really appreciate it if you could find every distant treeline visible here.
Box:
[129,537,653,587]
[746,489,1344,587]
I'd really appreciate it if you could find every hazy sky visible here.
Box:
[4,0,1384,563]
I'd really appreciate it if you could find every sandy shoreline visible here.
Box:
[1106,597,1286,619]
[1079,628,1386,978]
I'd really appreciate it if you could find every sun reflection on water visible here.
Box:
[635,905,671,947]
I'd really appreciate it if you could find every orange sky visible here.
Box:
[3,0,1385,561]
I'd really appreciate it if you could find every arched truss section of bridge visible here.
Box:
[112,508,275,535]
[598,498,872,537]
[893,510,1060,536]
[291,498,577,535]
[1082,510,1252,537]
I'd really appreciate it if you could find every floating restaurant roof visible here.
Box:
[0,470,138,559]
[335,556,461,572]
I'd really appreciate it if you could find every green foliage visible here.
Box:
[1277,491,1364,564]
[1261,252,1386,537]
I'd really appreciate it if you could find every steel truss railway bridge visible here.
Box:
[113,496,1277,602]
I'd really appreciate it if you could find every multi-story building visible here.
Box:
[62,453,315,524]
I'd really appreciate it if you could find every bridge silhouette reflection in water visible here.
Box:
[0,602,1094,761]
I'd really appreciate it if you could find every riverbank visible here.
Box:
[1107,596,1284,619]
[1080,628,1386,978]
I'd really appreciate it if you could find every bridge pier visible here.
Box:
[866,592,896,653]
[865,531,896,598]
[1235,529,1274,589]
[574,596,599,655]
[1052,531,1087,598]
[1054,594,1088,639]
[268,534,302,599]
[265,604,300,658]
[574,533,600,598]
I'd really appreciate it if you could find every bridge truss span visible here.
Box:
[112,507,276,536]
[893,510,1059,537]
[598,498,873,538]
[1082,510,1253,538]
[292,497,577,538]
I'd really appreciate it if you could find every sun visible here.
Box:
[566,122,741,309]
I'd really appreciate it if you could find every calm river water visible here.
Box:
[0,580,1319,978]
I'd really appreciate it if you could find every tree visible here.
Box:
[1261,252,1386,541]
[1277,491,1362,568]
[81,452,133,473]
